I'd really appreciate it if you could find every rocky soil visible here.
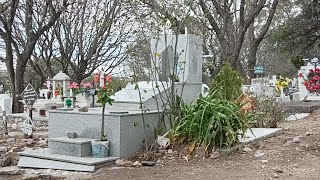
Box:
[2,110,320,179]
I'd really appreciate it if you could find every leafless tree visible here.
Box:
[197,0,272,82]
[247,0,279,80]
[0,0,70,112]
[53,0,133,84]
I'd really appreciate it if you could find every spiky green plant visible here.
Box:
[211,63,243,101]
[171,88,254,151]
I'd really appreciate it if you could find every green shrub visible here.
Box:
[171,89,254,151]
[211,63,243,101]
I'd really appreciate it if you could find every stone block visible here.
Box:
[286,101,320,113]
[48,110,170,158]
[50,137,92,157]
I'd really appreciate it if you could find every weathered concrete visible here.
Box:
[18,148,118,165]
[18,156,95,172]
[239,128,283,143]
[48,110,169,158]
[50,137,92,157]
[285,101,320,113]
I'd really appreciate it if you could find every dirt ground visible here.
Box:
[3,110,320,180]
[89,110,320,180]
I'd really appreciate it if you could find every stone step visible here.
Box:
[50,137,94,157]
[18,156,95,172]
[18,148,118,172]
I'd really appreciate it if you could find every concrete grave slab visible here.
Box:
[18,148,118,166]
[286,101,320,113]
[286,113,309,121]
[239,128,283,143]
[18,156,95,172]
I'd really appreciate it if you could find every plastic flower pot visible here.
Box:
[91,140,109,158]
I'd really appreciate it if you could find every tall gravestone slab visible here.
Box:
[298,65,320,101]
[150,34,203,84]
[0,94,12,114]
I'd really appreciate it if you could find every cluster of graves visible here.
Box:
[0,34,318,172]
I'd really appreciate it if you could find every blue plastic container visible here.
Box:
[92,140,109,158]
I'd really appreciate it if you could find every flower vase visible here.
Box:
[70,89,74,97]
[280,88,285,98]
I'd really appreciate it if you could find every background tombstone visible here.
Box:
[0,94,12,114]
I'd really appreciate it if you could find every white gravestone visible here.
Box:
[0,94,12,114]
[99,68,105,88]
[298,64,320,101]
[20,116,34,136]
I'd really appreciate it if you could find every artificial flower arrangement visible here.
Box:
[275,76,292,93]
[68,82,93,96]
[97,74,114,141]
[299,68,320,93]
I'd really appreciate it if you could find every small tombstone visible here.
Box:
[21,84,38,107]
[20,116,34,136]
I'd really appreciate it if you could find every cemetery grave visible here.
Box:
[0,34,312,175]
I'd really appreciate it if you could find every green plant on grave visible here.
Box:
[65,99,72,108]
[253,97,287,128]
[97,74,114,141]
[171,88,254,153]
[211,63,243,101]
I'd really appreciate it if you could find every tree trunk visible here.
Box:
[13,59,28,113]
[101,104,105,140]
[248,44,258,81]
[4,36,16,113]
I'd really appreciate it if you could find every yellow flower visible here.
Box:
[285,77,292,83]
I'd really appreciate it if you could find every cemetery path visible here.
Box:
[2,110,320,180]
[90,110,320,180]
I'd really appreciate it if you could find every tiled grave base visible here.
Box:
[18,148,118,172]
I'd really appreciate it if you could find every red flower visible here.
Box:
[298,73,304,78]
[68,82,79,89]
[309,69,315,73]
[311,86,317,91]
[316,68,320,73]
[317,84,320,88]
[314,75,319,81]
[82,82,92,89]
[310,79,315,84]
[106,74,112,83]
[304,81,309,86]
[307,86,311,90]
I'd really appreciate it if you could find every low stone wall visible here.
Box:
[48,110,168,158]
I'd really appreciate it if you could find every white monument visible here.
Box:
[99,68,105,88]
[150,34,203,84]
[52,71,71,99]
[297,61,320,101]
[108,34,205,111]
[0,94,11,114]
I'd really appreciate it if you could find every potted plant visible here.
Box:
[91,74,114,157]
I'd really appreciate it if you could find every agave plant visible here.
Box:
[172,88,254,152]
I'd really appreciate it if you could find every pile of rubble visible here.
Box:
[0,116,48,167]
